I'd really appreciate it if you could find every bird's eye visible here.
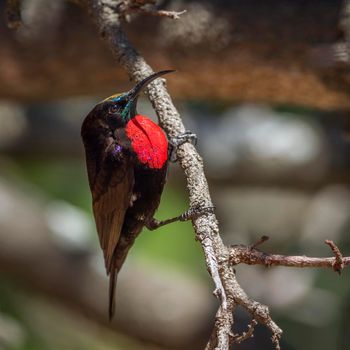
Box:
[108,105,118,115]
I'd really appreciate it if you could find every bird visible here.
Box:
[81,70,206,320]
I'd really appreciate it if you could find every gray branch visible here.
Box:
[230,239,350,274]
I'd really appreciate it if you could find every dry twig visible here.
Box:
[106,0,186,21]
[231,318,258,344]
[230,238,350,273]
[325,239,345,274]
[136,8,186,19]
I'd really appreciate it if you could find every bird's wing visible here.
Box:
[112,167,168,274]
[85,140,134,273]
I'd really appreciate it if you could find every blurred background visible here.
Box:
[1,0,350,349]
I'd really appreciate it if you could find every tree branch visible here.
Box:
[74,0,283,348]
[136,8,186,20]
[230,238,349,274]
[99,0,186,21]
[126,0,186,20]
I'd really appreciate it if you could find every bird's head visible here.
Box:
[86,70,174,132]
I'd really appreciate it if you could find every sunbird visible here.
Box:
[81,71,207,319]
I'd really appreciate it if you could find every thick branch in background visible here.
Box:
[0,0,350,109]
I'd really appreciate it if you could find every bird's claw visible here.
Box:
[180,206,215,221]
[169,131,197,162]
[169,131,197,148]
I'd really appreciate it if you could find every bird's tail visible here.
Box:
[108,233,139,320]
[109,268,117,321]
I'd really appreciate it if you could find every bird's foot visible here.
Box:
[179,206,215,222]
[169,131,197,162]
[169,131,197,148]
[146,206,215,230]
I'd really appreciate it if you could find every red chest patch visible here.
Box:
[125,115,168,169]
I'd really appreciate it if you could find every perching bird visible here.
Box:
[81,71,203,320]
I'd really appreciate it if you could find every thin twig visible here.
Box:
[136,8,186,19]
[232,318,258,344]
[110,0,186,20]
[250,235,269,250]
[230,240,350,272]
[325,239,344,274]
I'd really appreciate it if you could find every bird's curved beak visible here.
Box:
[126,70,175,116]
[127,70,175,100]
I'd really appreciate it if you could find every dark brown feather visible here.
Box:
[112,165,167,274]
[92,158,134,272]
